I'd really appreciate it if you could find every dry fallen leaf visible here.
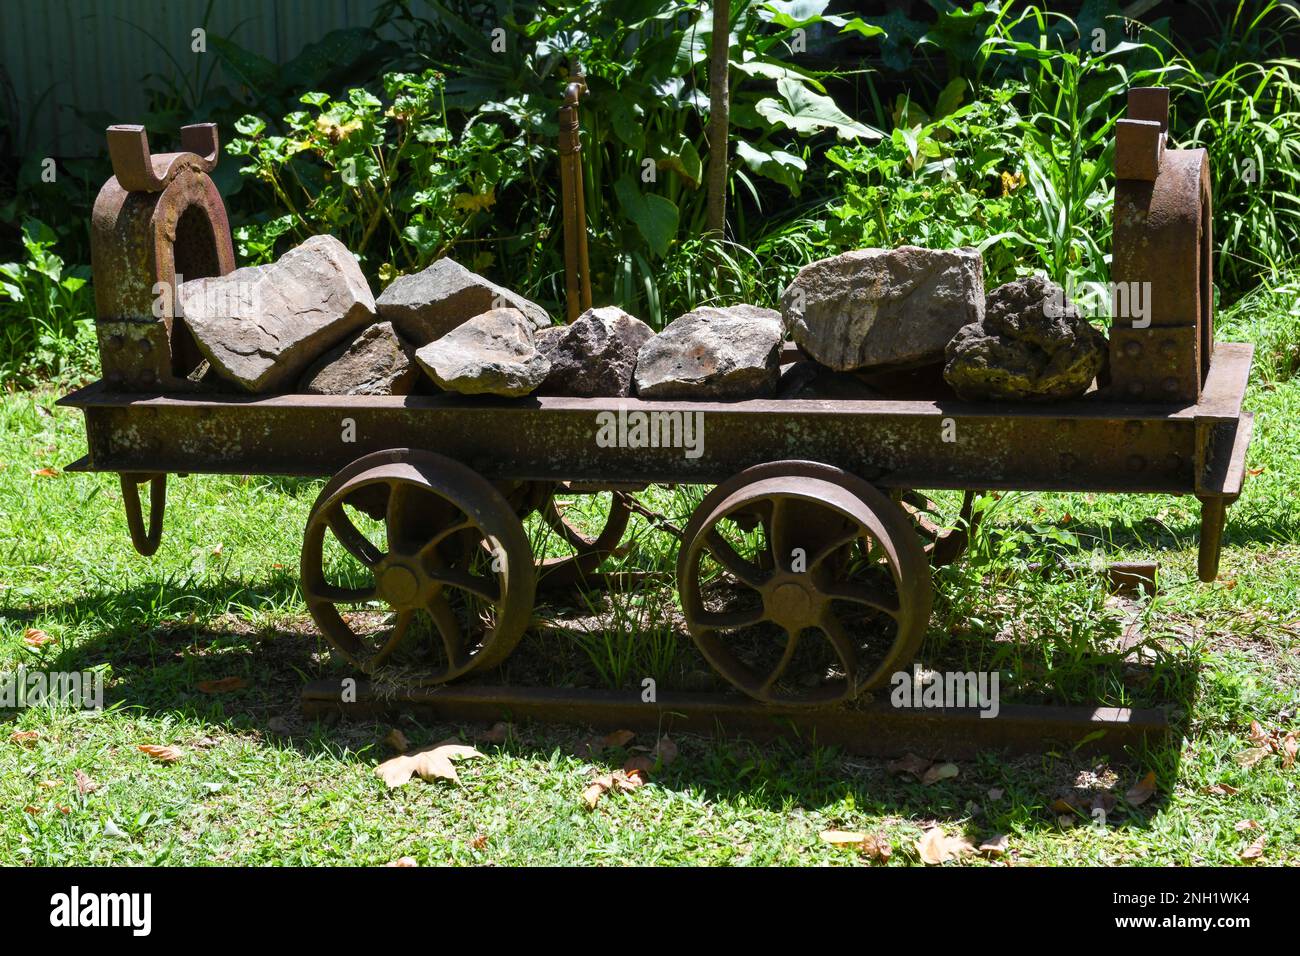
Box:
[1235,747,1272,768]
[138,744,183,764]
[1281,733,1298,770]
[23,628,55,648]
[623,755,654,776]
[1247,720,1270,747]
[469,832,489,850]
[600,729,636,749]
[1201,783,1239,796]
[1234,819,1260,832]
[916,826,974,865]
[74,769,98,795]
[384,728,410,752]
[30,467,58,478]
[10,731,40,748]
[820,830,891,861]
[476,722,510,745]
[1241,835,1265,861]
[821,829,868,845]
[582,778,610,810]
[1125,771,1158,807]
[374,743,484,788]
[384,857,419,867]
[196,676,247,694]
[581,768,645,809]
[24,805,40,815]
[887,753,932,779]
[651,736,679,766]
[921,762,959,785]
[979,834,1010,857]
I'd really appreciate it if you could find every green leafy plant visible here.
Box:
[0,219,95,388]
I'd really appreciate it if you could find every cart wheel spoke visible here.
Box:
[693,605,766,631]
[370,609,416,669]
[326,504,384,567]
[702,528,765,590]
[306,581,377,604]
[819,613,858,687]
[430,567,501,603]
[416,518,474,561]
[766,497,793,568]
[823,580,901,618]
[758,626,802,695]
[384,481,411,549]
[810,528,862,569]
[426,593,467,670]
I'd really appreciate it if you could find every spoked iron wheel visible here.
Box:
[512,482,633,589]
[301,449,535,681]
[677,461,932,706]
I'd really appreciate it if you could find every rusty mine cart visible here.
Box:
[60,88,1254,755]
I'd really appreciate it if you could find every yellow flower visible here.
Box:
[1000,170,1025,196]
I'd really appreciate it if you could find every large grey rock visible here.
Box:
[299,321,419,396]
[634,305,784,400]
[781,246,984,372]
[539,306,654,397]
[178,234,375,393]
[414,308,550,397]
[376,258,550,346]
[943,274,1108,402]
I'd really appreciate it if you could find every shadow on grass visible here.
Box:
[1,573,1197,838]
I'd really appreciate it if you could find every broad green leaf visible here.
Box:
[614,176,678,256]
[735,140,806,195]
[756,79,881,140]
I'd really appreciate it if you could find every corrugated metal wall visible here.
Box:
[1,0,391,158]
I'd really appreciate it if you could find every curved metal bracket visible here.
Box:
[107,123,220,193]
[120,474,166,556]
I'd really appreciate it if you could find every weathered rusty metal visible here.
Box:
[896,489,980,567]
[119,473,166,556]
[301,449,536,680]
[1112,87,1212,404]
[558,71,592,322]
[58,342,1253,497]
[533,485,633,588]
[299,680,1169,759]
[676,460,932,704]
[91,122,235,392]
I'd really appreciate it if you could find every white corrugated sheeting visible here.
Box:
[1,0,392,157]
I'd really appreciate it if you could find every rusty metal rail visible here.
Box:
[299,680,1168,758]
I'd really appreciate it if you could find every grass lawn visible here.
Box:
[2,280,1298,867]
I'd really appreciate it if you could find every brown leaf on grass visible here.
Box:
[30,467,58,478]
[1281,733,1298,770]
[599,729,635,749]
[9,731,39,748]
[623,755,654,776]
[384,857,419,867]
[374,743,484,788]
[581,768,646,809]
[820,830,891,861]
[469,833,489,850]
[921,762,959,785]
[979,834,1010,857]
[384,728,410,752]
[1235,747,1272,768]
[1125,771,1158,807]
[196,676,246,694]
[887,753,931,779]
[1241,835,1266,861]
[137,744,183,763]
[1201,783,1239,796]
[476,722,510,745]
[74,770,97,795]
[916,826,974,865]
[651,736,679,766]
[1234,819,1260,832]
[1247,720,1271,747]
[23,628,55,648]
[24,805,40,815]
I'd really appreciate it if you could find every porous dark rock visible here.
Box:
[299,321,419,396]
[781,246,984,371]
[633,304,784,400]
[178,234,375,393]
[413,307,550,397]
[376,258,550,346]
[538,306,654,397]
[943,274,1108,402]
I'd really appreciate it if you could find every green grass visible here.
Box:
[2,280,1299,866]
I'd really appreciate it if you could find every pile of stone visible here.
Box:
[175,235,1105,404]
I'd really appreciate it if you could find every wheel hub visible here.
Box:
[764,577,817,631]
[378,561,421,607]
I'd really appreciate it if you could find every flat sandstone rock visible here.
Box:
[634,305,785,400]
[781,246,984,372]
[178,234,375,393]
[414,308,550,397]
[299,321,419,396]
[377,258,550,346]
